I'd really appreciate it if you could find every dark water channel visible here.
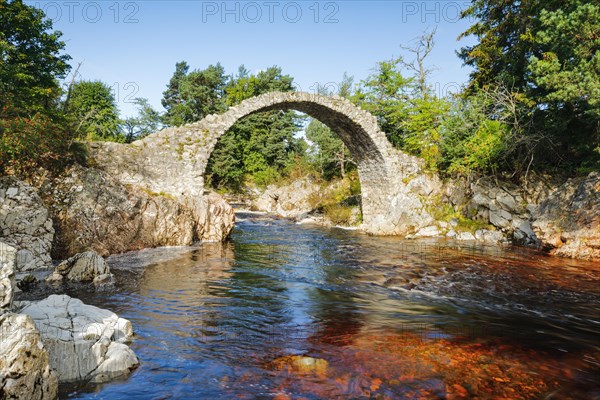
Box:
[61,212,600,399]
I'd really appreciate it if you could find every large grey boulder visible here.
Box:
[532,171,600,260]
[0,178,54,271]
[46,251,113,286]
[0,313,58,399]
[19,294,139,383]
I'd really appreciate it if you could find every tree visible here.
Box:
[352,31,450,169]
[459,0,600,173]
[121,98,162,143]
[0,94,71,173]
[205,65,304,190]
[0,0,72,173]
[161,62,228,126]
[0,0,71,112]
[351,58,412,148]
[66,80,121,141]
[306,74,355,180]
[440,90,511,176]
[397,29,450,170]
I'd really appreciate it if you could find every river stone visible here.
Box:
[474,229,506,244]
[489,209,513,229]
[0,313,58,399]
[269,355,328,376]
[0,178,54,271]
[412,226,441,238]
[456,232,476,241]
[495,191,518,212]
[46,250,113,286]
[19,294,139,383]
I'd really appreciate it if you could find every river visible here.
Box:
[60,212,600,399]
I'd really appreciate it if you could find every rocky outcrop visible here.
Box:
[532,172,600,260]
[0,313,58,399]
[46,251,113,287]
[19,294,139,383]
[0,242,16,311]
[250,177,348,219]
[251,178,321,219]
[0,178,54,271]
[188,193,236,242]
[249,177,363,226]
[39,165,234,258]
[466,178,538,245]
[377,172,441,236]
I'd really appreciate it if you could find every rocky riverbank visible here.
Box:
[0,157,597,398]
[0,162,237,399]
[246,172,599,261]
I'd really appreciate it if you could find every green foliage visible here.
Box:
[323,204,354,226]
[121,98,162,143]
[305,174,361,226]
[0,0,73,172]
[351,31,453,171]
[529,3,600,117]
[306,119,353,180]
[0,96,71,173]
[306,74,356,180]
[402,96,450,170]
[426,197,491,233]
[0,0,71,113]
[283,152,318,182]
[161,62,227,126]
[446,119,507,175]
[250,166,281,189]
[440,91,512,175]
[459,0,600,174]
[204,65,305,191]
[66,80,122,141]
[351,58,411,147]
[349,175,361,197]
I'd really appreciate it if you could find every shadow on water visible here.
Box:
[59,212,600,399]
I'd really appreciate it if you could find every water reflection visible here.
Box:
[61,213,600,399]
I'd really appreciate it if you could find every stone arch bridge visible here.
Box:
[90,92,433,235]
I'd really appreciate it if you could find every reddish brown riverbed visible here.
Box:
[61,213,600,399]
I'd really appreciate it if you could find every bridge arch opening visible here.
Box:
[201,92,394,222]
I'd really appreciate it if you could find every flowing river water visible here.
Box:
[60,212,600,399]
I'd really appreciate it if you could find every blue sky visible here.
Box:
[28,1,477,117]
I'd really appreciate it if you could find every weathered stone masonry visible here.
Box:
[90,92,430,235]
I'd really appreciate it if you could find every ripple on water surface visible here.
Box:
[60,213,600,399]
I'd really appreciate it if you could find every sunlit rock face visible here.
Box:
[532,171,600,260]
[0,178,54,271]
[38,165,234,259]
[0,242,16,311]
[463,177,539,245]
[19,294,138,384]
[0,312,58,399]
